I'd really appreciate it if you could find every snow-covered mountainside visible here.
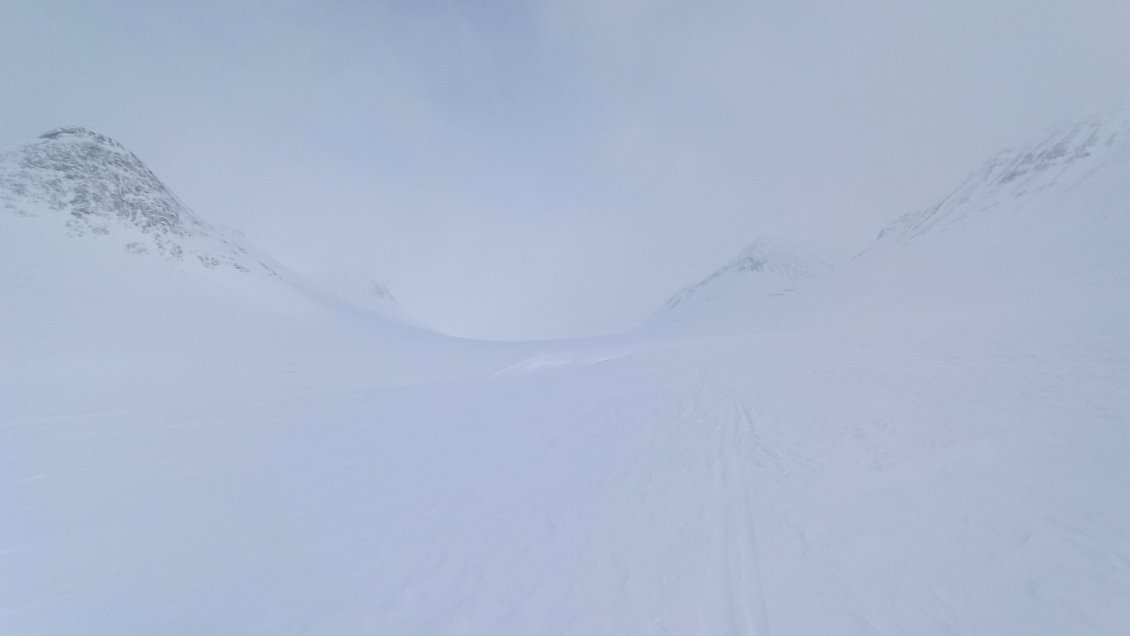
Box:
[651,115,1130,336]
[821,114,1130,331]
[650,238,831,330]
[0,127,275,274]
[2,116,1129,635]
[0,128,518,410]
[665,239,831,311]
[873,115,1130,249]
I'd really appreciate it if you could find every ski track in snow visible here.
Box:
[713,386,772,636]
[3,323,1130,634]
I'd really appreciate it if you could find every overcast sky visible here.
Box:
[3,0,1128,338]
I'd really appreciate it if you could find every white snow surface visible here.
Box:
[3,119,1130,634]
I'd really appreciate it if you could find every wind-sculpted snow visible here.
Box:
[0,127,274,274]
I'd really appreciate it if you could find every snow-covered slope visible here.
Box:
[0,127,423,327]
[651,238,832,331]
[2,116,1129,635]
[652,115,1130,337]
[873,116,1130,249]
[0,128,517,412]
[826,114,1130,333]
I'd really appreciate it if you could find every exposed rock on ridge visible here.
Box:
[0,126,274,274]
[875,117,1130,246]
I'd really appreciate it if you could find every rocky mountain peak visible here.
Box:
[0,127,274,274]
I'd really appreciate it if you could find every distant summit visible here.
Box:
[0,126,275,274]
[662,238,832,314]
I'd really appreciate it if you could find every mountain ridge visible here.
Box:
[872,115,1130,249]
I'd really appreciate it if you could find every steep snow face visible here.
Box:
[0,127,274,274]
[652,238,832,329]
